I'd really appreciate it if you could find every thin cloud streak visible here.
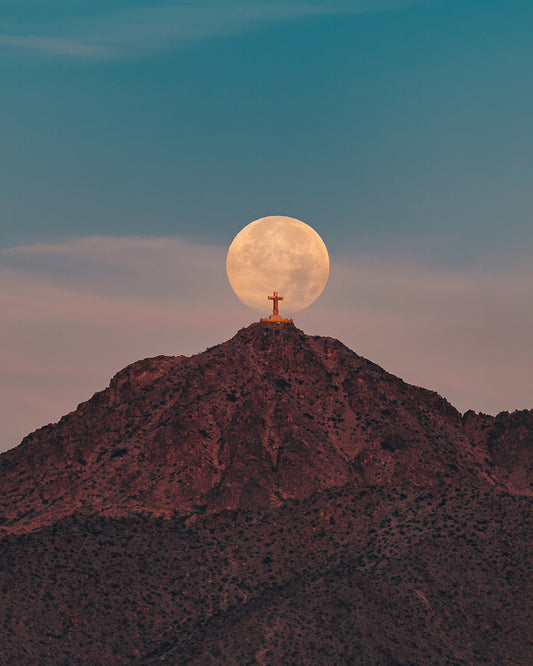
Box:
[1,234,531,453]
[0,0,423,60]
[0,34,114,58]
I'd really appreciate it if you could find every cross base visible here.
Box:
[260,314,293,323]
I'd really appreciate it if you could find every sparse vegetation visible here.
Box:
[0,323,531,664]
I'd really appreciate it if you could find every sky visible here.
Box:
[1,0,532,452]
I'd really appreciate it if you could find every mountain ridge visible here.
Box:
[1,322,531,536]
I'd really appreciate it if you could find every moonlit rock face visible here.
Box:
[226,216,330,315]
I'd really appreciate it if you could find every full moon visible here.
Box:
[226,215,330,315]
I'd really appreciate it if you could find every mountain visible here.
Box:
[0,322,531,664]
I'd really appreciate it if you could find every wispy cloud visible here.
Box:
[0,0,421,60]
[1,234,531,452]
[0,34,114,58]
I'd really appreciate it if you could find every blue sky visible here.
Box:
[2,0,532,252]
[1,0,532,449]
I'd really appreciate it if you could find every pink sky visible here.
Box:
[1,236,531,452]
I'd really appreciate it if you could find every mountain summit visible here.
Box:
[1,323,531,663]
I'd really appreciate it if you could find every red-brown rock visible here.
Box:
[0,323,531,664]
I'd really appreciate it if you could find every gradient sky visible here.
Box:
[1,0,532,451]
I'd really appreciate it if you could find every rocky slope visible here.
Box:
[0,322,531,663]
